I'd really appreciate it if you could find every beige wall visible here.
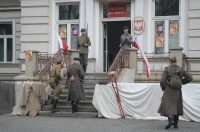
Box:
[188,0,200,57]
[20,0,50,55]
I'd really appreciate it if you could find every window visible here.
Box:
[0,21,14,62]
[155,0,179,16]
[59,5,79,20]
[57,3,80,50]
[153,0,180,54]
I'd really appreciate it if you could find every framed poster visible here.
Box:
[59,26,66,38]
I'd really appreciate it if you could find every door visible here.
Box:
[103,21,131,72]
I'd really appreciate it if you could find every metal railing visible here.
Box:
[38,49,70,82]
[108,48,130,80]
[107,47,130,118]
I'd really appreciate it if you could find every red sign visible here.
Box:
[108,3,127,18]
[133,16,145,35]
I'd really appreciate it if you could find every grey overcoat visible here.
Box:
[67,63,85,101]
[159,63,193,116]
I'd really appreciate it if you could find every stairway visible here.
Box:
[39,73,108,118]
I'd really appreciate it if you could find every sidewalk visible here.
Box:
[0,115,199,132]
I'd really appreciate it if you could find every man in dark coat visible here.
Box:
[67,57,85,113]
[159,56,193,129]
[119,26,133,48]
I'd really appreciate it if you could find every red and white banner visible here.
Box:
[132,40,150,78]
[108,3,127,18]
[55,30,68,50]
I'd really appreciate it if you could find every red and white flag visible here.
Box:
[55,30,68,50]
[132,40,150,78]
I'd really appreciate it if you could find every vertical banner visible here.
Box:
[108,3,127,18]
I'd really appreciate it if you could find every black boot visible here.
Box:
[174,115,179,128]
[83,65,87,73]
[74,101,78,112]
[71,101,76,113]
[165,115,175,129]
[51,99,58,113]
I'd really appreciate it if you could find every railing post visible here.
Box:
[129,48,138,70]
[169,47,183,67]
[25,50,39,77]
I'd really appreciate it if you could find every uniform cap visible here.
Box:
[55,56,63,63]
[170,56,177,63]
[81,28,86,32]
[73,57,81,61]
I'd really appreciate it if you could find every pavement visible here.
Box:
[0,115,200,132]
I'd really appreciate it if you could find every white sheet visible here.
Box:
[92,83,200,122]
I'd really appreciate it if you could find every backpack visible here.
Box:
[168,68,182,90]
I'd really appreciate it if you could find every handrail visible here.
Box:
[38,49,70,82]
[107,47,130,118]
[108,47,130,80]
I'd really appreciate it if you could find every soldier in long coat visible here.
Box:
[77,28,91,72]
[49,56,63,113]
[159,56,193,129]
[67,57,85,113]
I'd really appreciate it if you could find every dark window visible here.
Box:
[0,23,12,35]
[7,38,13,62]
[0,38,4,62]
[59,4,79,20]
[155,0,179,16]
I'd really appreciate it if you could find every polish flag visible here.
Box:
[55,31,68,50]
[132,40,150,78]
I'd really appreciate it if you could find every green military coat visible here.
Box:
[159,64,193,116]
[77,35,91,54]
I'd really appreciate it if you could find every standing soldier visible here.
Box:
[49,56,63,113]
[77,28,91,72]
[67,57,85,113]
[159,56,193,129]
[119,26,133,48]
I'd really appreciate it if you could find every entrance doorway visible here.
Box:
[103,21,131,72]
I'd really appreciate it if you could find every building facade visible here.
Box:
[0,0,200,74]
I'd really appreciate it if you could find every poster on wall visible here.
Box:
[72,28,78,38]
[170,23,178,35]
[156,36,164,47]
[59,26,66,38]
[108,3,127,18]
[156,25,163,34]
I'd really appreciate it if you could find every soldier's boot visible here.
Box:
[174,115,179,128]
[165,115,175,129]
[74,101,79,112]
[71,101,76,113]
[83,65,87,73]
[51,99,58,113]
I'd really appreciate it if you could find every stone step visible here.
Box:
[52,95,93,101]
[38,111,97,118]
[60,89,94,94]
[42,105,97,112]
[46,100,93,106]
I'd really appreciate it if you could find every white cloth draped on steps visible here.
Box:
[92,83,200,122]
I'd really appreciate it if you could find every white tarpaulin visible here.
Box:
[92,83,200,122]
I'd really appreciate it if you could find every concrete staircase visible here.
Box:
[39,73,108,118]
